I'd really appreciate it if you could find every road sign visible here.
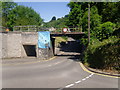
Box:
[63,28,68,33]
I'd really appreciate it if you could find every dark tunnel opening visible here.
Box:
[23,45,37,57]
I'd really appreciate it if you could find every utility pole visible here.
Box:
[88,3,90,44]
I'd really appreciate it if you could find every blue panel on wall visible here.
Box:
[38,31,51,48]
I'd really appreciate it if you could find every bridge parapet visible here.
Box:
[1,26,84,34]
[11,26,84,33]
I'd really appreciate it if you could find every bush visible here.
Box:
[95,22,116,41]
[83,37,120,71]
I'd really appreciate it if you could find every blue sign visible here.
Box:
[38,31,51,48]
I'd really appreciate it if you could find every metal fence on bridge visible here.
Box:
[0,26,6,32]
[1,25,83,33]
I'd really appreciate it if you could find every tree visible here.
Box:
[66,2,83,28]
[95,2,119,23]
[82,6,102,34]
[0,1,2,26]
[51,16,56,21]
[42,15,68,28]
[7,5,43,29]
[95,22,116,41]
[2,2,17,27]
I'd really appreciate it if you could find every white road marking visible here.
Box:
[85,76,90,79]
[64,73,94,88]
[89,75,92,77]
[89,73,94,77]
[65,84,74,88]
[54,62,61,65]
[48,65,52,66]
[82,78,86,81]
[75,80,81,84]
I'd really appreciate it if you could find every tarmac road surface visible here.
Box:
[2,40,119,89]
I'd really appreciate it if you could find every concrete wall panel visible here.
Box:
[22,32,38,45]
[0,32,54,59]
[7,33,22,58]
[21,32,38,58]
[1,33,8,58]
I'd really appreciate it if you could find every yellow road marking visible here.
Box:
[1,56,57,66]
[79,62,119,79]
[1,51,64,66]
[79,62,94,74]
[2,52,119,78]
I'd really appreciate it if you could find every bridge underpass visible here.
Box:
[1,27,85,59]
[11,25,86,59]
[2,31,118,88]
[50,32,85,60]
[1,29,118,89]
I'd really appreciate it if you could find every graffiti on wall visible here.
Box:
[38,31,51,48]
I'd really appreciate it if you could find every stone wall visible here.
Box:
[38,47,53,60]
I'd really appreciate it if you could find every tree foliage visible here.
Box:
[66,2,119,41]
[2,2,17,27]
[43,15,68,28]
[66,2,83,27]
[0,1,2,24]
[2,2,43,30]
[95,22,116,41]
[7,5,43,28]
[82,6,102,33]
[96,2,120,23]
[50,16,56,21]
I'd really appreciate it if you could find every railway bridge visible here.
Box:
[0,26,85,59]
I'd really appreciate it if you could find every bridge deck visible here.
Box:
[50,32,85,37]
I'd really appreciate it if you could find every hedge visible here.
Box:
[83,37,120,71]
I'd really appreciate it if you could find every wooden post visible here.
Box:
[88,3,90,44]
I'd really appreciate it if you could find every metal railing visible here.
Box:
[53,27,82,33]
[13,25,48,32]
[0,26,6,32]
[1,25,83,33]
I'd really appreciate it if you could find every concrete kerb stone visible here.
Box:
[80,62,120,78]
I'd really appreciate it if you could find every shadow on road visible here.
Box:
[59,41,82,53]
[55,40,83,62]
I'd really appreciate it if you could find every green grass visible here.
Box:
[55,37,68,47]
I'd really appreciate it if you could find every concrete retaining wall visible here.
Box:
[21,32,38,58]
[0,32,54,59]
[1,32,22,58]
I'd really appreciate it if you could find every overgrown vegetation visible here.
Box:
[66,2,120,72]
[55,37,68,47]
[83,37,120,71]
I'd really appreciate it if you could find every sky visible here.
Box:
[17,2,70,22]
